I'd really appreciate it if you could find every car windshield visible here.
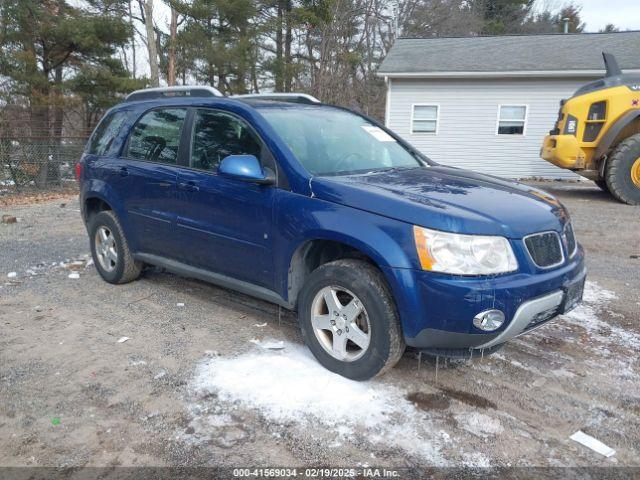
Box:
[259,106,423,175]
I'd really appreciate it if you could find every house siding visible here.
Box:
[386,77,595,179]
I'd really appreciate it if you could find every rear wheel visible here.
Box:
[89,210,142,284]
[605,134,640,205]
[297,259,405,380]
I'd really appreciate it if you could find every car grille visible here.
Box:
[524,231,563,268]
[563,222,576,257]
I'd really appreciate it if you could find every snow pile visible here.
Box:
[563,281,640,351]
[190,342,449,463]
[193,343,403,427]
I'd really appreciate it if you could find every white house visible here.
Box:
[379,31,640,179]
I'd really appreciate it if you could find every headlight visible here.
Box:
[413,226,518,275]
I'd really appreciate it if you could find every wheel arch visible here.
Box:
[81,180,137,248]
[84,196,113,223]
[286,233,405,309]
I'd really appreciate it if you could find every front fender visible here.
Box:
[273,191,418,302]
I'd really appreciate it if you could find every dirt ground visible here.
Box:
[1,182,639,475]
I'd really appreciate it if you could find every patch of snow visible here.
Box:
[550,368,575,379]
[454,412,503,438]
[563,281,640,351]
[190,343,449,464]
[193,345,403,427]
[493,353,540,374]
[462,452,492,468]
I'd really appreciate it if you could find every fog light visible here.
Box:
[473,309,505,331]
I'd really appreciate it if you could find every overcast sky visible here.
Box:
[150,1,640,34]
[569,0,640,31]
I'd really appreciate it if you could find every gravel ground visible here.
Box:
[0,183,639,475]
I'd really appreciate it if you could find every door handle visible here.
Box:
[119,167,129,177]
[179,181,199,192]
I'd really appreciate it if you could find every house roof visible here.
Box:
[378,31,640,78]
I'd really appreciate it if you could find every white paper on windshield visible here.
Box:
[361,125,395,142]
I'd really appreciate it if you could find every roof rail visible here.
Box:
[232,93,321,104]
[124,86,224,102]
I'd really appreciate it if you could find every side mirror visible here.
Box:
[218,154,275,185]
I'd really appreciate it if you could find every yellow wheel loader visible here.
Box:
[541,53,640,205]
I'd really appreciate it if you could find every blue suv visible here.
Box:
[78,87,586,380]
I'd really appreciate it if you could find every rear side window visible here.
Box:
[87,111,128,155]
[190,109,263,172]
[126,108,187,164]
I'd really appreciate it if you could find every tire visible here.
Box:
[88,210,142,284]
[604,134,640,205]
[594,179,609,193]
[297,259,405,380]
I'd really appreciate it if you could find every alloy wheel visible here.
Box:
[94,226,118,273]
[310,286,371,362]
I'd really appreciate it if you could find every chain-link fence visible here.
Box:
[0,136,87,195]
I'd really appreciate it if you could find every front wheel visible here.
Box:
[297,259,405,380]
[605,134,640,205]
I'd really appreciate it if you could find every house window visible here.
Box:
[497,105,527,135]
[411,105,438,134]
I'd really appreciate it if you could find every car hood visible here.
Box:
[310,166,568,238]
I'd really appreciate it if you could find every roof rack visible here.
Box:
[124,86,224,102]
[232,93,321,104]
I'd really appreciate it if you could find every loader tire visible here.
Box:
[605,134,640,205]
[594,179,609,193]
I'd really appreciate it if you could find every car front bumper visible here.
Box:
[384,246,586,350]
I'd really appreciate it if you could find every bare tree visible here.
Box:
[167,6,179,85]
[143,0,160,86]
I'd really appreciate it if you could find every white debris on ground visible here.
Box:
[3,254,95,284]
[570,430,616,458]
[187,343,460,465]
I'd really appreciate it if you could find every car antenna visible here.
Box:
[602,52,622,78]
